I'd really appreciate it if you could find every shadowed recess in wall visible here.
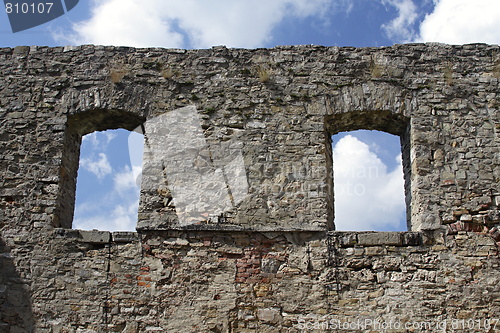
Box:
[0,237,34,331]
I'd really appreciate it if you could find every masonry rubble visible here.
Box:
[0,43,499,332]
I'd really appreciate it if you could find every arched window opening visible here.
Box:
[325,110,411,231]
[332,130,407,231]
[54,108,146,230]
[73,128,144,231]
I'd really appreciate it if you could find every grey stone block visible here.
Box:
[78,230,111,244]
[358,232,403,246]
[112,232,140,243]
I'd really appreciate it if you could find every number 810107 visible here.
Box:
[5,2,54,14]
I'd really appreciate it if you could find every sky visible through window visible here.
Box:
[332,130,406,231]
[73,129,143,231]
[2,0,499,230]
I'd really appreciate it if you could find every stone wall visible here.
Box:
[0,43,499,332]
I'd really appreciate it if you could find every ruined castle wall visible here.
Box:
[0,44,499,332]
[39,228,499,332]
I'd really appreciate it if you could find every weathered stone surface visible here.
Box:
[79,230,111,243]
[112,231,139,243]
[358,232,403,246]
[0,44,499,332]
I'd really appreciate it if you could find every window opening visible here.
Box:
[332,130,406,231]
[73,128,144,231]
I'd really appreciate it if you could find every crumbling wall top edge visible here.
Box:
[1,42,499,56]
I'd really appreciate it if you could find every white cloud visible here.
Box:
[113,165,140,195]
[74,165,140,231]
[381,0,418,42]
[333,135,406,231]
[56,0,335,48]
[81,132,99,147]
[81,131,117,150]
[62,0,184,48]
[73,201,138,231]
[103,131,117,144]
[80,152,112,179]
[417,0,500,44]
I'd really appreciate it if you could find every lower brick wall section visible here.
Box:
[26,229,500,332]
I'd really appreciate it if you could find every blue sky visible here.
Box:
[2,0,499,231]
